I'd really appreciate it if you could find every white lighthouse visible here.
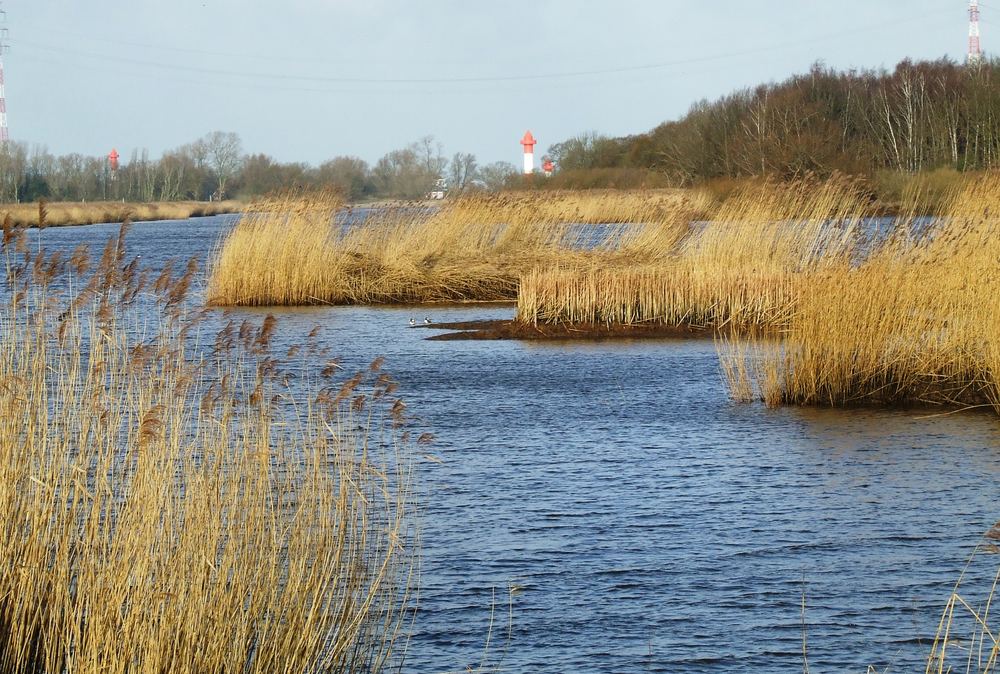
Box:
[520,130,536,174]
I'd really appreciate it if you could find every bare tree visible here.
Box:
[202,131,243,200]
[416,135,447,176]
[477,161,517,191]
[448,152,478,192]
[317,156,373,201]
[373,137,446,199]
[0,142,27,202]
[157,151,189,201]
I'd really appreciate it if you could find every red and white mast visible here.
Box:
[520,130,536,175]
[969,0,983,65]
[0,2,8,144]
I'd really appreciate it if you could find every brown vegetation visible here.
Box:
[207,189,707,306]
[0,199,242,228]
[719,173,1000,413]
[522,167,675,191]
[518,177,868,329]
[0,220,414,673]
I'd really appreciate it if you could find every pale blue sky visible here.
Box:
[3,1,984,166]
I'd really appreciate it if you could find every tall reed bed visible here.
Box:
[207,190,703,306]
[445,188,704,226]
[1,199,242,228]
[518,178,871,328]
[518,266,801,327]
[0,220,414,673]
[720,173,1000,412]
[207,194,349,305]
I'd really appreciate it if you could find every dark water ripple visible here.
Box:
[17,217,1000,673]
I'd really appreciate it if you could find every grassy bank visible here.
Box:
[0,222,414,673]
[207,190,706,306]
[1,199,242,228]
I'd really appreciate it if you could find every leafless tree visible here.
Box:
[448,152,478,192]
[373,137,445,199]
[477,161,517,191]
[202,131,243,199]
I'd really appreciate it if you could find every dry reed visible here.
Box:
[924,522,1000,673]
[719,173,1000,412]
[518,177,871,329]
[0,222,414,673]
[207,190,704,306]
[0,200,242,228]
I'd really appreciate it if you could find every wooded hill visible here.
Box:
[548,59,1000,184]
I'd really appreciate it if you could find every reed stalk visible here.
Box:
[719,173,1000,412]
[207,190,702,307]
[924,522,1000,673]
[0,221,414,674]
[0,200,242,229]
[518,177,870,329]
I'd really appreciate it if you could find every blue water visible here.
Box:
[17,216,1000,673]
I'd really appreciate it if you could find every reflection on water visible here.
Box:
[14,217,1000,673]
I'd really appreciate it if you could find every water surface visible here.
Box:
[20,217,1000,673]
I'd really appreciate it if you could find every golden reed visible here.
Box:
[518,178,868,329]
[1,199,241,228]
[206,190,704,306]
[719,173,1000,413]
[0,220,414,674]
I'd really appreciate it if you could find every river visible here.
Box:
[19,215,1000,673]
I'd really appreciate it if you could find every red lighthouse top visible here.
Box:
[520,131,536,153]
[108,148,120,171]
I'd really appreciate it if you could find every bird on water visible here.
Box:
[424,317,433,324]
[409,318,415,326]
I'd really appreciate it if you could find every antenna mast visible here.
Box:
[0,1,8,144]
[969,0,984,65]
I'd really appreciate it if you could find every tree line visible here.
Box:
[0,132,519,203]
[546,58,1000,184]
[11,56,988,203]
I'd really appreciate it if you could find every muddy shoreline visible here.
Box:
[416,319,719,341]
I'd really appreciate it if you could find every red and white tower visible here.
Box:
[520,130,536,175]
[969,0,983,65]
[108,149,120,180]
[0,2,8,144]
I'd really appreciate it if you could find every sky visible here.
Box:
[1,1,988,167]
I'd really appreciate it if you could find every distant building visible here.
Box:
[428,177,447,200]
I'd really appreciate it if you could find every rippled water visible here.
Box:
[19,216,1000,673]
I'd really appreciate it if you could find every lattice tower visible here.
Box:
[970,0,984,65]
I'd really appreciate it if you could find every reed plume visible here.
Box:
[519,177,869,329]
[0,225,415,674]
[207,189,702,306]
[720,173,1000,413]
[0,199,242,229]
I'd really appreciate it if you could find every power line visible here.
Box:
[22,48,771,100]
[10,6,956,87]
[15,20,372,67]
